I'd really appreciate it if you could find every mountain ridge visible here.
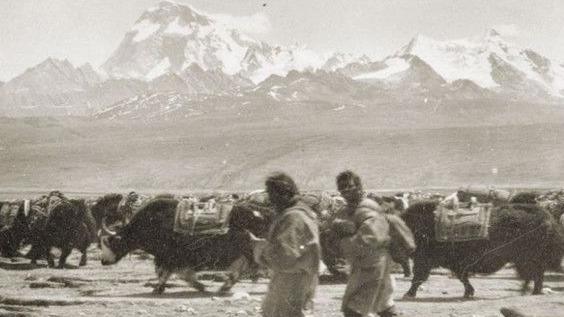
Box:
[1,3,563,118]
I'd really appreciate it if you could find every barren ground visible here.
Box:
[1,247,563,317]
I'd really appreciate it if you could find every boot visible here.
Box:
[378,306,400,317]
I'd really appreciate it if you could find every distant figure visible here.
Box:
[254,172,321,317]
[333,170,399,317]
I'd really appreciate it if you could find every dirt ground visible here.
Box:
[1,247,563,317]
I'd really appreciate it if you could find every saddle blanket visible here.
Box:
[434,203,492,242]
[173,198,228,235]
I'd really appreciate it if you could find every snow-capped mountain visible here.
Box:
[149,63,252,95]
[102,1,323,84]
[321,53,371,72]
[251,69,374,104]
[1,58,102,94]
[0,58,148,116]
[352,29,564,98]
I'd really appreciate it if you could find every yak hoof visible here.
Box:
[531,290,543,295]
[193,282,206,293]
[219,282,234,293]
[402,292,416,299]
[79,259,87,266]
[152,285,165,294]
[463,291,475,299]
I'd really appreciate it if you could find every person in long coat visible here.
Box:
[255,172,321,317]
[332,170,399,317]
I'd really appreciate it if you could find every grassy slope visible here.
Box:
[1,100,564,192]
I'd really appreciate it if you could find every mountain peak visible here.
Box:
[485,28,501,38]
[400,34,439,55]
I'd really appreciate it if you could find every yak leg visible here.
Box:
[46,247,55,268]
[458,271,475,298]
[79,251,88,267]
[28,245,41,265]
[401,259,412,278]
[404,256,431,298]
[177,267,206,292]
[515,261,544,295]
[521,280,531,294]
[219,256,249,293]
[58,246,73,269]
[153,265,173,294]
[532,273,544,295]
[78,238,89,266]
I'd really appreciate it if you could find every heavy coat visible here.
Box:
[338,198,395,316]
[257,200,321,317]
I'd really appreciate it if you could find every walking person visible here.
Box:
[332,170,399,317]
[254,172,321,317]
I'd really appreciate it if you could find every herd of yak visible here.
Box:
[1,188,564,299]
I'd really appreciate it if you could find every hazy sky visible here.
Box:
[1,0,563,81]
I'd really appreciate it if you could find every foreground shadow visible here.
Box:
[397,295,516,303]
[0,260,47,270]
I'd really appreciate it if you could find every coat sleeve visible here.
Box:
[260,211,315,273]
[340,212,390,264]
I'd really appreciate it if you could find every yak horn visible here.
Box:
[101,216,117,236]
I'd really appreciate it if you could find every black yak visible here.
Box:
[28,199,96,268]
[0,200,30,257]
[402,200,564,298]
[100,197,271,294]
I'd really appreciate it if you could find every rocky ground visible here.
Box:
[1,248,563,317]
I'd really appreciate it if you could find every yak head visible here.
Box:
[401,200,438,245]
[228,202,275,238]
[100,216,134,265]
[100,233,131,265]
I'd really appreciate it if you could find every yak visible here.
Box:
[402,200,564,298]
[90,193,127,238]
[28,199,96,268]
[0,200,31,257]
[100,196,271,294]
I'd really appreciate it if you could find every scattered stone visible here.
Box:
[441,290,448,295]
[542,287,556,294]
[232,291,251,301]
[24,274,37,281]
[175,305,188,312]
[29,282,65,289]
[500,307,530,317]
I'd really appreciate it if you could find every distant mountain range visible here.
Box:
[1,1,563,118]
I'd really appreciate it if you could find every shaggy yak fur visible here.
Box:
[402,200,564,298]
[100,197,272,294]
[0,201,30,257]
[28,199,96,268]
[90,193,124,235]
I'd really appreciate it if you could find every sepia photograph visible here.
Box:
[1,1,564,316]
